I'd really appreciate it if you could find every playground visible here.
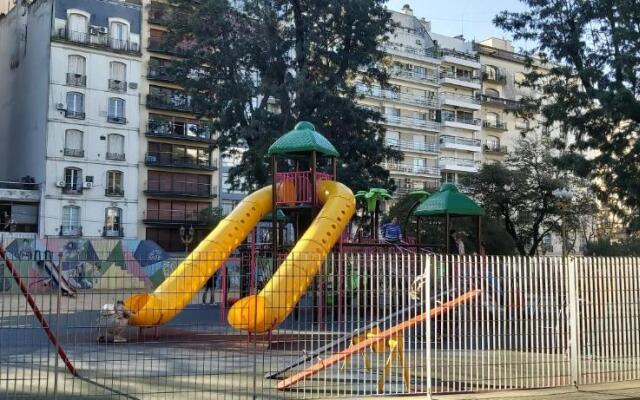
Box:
[2,122,640,399]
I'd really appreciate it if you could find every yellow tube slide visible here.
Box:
[124,186,273,326]
[227,180,355,333]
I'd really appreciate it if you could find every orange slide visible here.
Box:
[276,289,481,390]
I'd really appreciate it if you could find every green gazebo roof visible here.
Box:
[268,121,339,157]
[413,183,485,216]
[261,209,287,222]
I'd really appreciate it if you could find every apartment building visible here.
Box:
[140,1,220,251]
[359,5,539,195]
[0,0,142,239]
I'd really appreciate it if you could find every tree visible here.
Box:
[495,0,640,231]
[463,138,596,256]
[199,206,224,230]
[164,0,402,193]
[387,190,429,239]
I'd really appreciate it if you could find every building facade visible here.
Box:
[0,0,142,239]
[139,1,220,252]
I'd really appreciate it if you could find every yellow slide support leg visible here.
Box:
[227,180,355,333]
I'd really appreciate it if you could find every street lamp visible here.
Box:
[179,225,194,257]
[553,188,574,258]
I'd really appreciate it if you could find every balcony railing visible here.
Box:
[145,181,213,198]
[439,135,481,147]
[65,109,85,120]
[441,112,481,126]
[103,227,124,238]
[145,152,215,170]
[384,162,440,176]
[147,37,184,56]
[108,79,127,93]
[393,69,439,84]
[106,152,126,161]
[105,188,124,197]
[385,138,438,153]
[484,144,508,154]
[394,181,441,195]
[63,148,84,157]
[483,120,508,130]
[60,225,82,237]
[384,114,441,131]
[147,94,194,113]
[146,119,215,143]
[52,28,140,55]
[61,184,83,195]
[439,71,481,84]
[144,210,209,225]
[438,48,480,62]
[148,65,175,82]
[482,68,507,84]
[439,157,480,169]
[439,91,481,105]
[107,115,127,124]
[380,43,441,62]
[357,84,438,108]
[480,94,521,109]
[148,3,171,25]
[66,73,86,87]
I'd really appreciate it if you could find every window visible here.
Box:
[62,205,81,236]
[486,135,500,151]
[106,134,125,160]
[486,112,499,125]
[67,13,88,42]
[104,207,122,237]
[106,171,123,196]
[66,92,84,119]
[67,55,86,86]
[484,65,498,80]
[108,62,127,92]
[110,22,129,50]
[386,131,399,146]
[64,130,84,157]
[63,167,82,193]
[485,88,500,98]
[107,98,126,124]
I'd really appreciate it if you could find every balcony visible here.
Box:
[439,135,482,152]
[105,188,124,197]
[384,162,440,177]
[108,79,127,93]
[103,227,124,238]
[482,68,507,84]
[439,92,481,110]
[394,181,441,195]
[61,184,83,195]
[393,69,439,85]
[66,73,86,87]
[145,152,216,171]
[143,210,209,226]
[484,144,509,155]
[106,152,126,161]
[483,120,508,131]
[145,182,214,199]
[148,64,175,82]
[52,28,140,55]
[357,84,438,108]
[480,94,521,110]
[380,43,441,64]
[385,138,438,154]
[439,71,481,90]
[63,148,84,158]
[146,119,215,143]
[439,48,481,69]
[107,115,127,124]
[60,225,82,237]
[148,3,171,25]
[440,112,481,131]
[383,114,440,132]
[147,94,194,113]
[65,109,85,120]
[147,37,184,56]
[439,157,480,173]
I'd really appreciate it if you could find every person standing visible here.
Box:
[381,217,402,243]
[448,229,459,254]
[455,232,466,255]
[202,275,215,304]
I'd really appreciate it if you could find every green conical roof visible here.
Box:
[261,210,287,222]
[268,121,339,157]
[413,183,485,216]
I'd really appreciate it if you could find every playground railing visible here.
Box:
[1,246,640,399]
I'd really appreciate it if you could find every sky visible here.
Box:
[386,0,534,52]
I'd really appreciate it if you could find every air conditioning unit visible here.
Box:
[98,27,109,34]
[83,182,93,189]
[56,103,65,111]
[55,180,66,188]
[89,27,99,35]
[128,82,138,89]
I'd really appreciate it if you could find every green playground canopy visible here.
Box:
[413,183,484,216]
[268,121,339,157]
[261,209,287,222]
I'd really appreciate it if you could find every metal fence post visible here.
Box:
[425,254,432,399]
[567,256,580,388]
